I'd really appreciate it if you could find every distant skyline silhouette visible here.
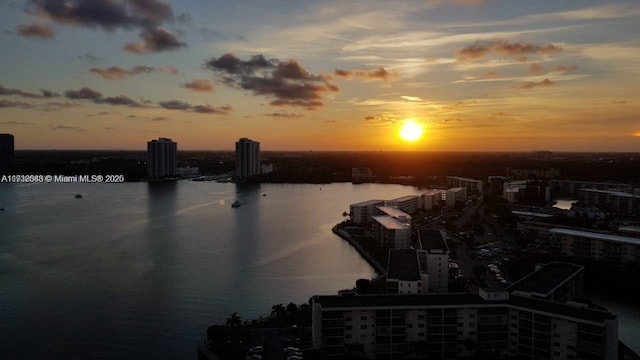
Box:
[0,1,639,151]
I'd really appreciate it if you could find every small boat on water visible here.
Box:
[74,194,82,199]
[231,200,241,208]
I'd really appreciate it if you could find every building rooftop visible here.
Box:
[509,296,615,323]
[418,229,449,252]
[351,199,385,207]
[447,187,465,193]
[312,293,615,324]
[372,216,410,230]
[507,262,583,297]
[512,210,554,218]
[422,189,442,196]
[387,250,421,281]
[377,206,411,220]
[448,176,482,183]
[580,188,636,198]
[550,228,640,246]
[389,195,420,202]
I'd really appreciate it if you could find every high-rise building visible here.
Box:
[235,138,260,179]
[0,133,15,171]
[147,138,177,180]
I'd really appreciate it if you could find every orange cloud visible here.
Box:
[516,78,554,89]
[528,63,544,75]
[182,79,215,92]
[333,67,399,81]
[457,39,562,61]
[552,65,578,73]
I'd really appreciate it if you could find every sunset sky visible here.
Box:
[1,0,639,151]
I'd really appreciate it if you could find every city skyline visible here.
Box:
[0,0,639,152]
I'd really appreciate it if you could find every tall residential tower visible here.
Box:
[0,133,15,171]
[147,138,177,180]
[235,138,260,179]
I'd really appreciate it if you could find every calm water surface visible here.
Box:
[0,181,423,359]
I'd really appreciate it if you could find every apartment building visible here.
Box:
[386,249,429,295]
[421,190,443,211]
[312,263,618,360]
[445,187,467,208]
[580,188,639,214]
[350,199,385,224]
[372,216,411,249]
[550,228,640,269]
[447,176,483,194]
[388,195,422,215]
[417,229,450,293]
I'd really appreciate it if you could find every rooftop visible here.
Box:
[447,187,465,192]
[580,188,637,198]
[377,206,411,220]
[422,189,442,196]
[448,176,482,183]
[507,262,583,297]
[418,229,449,252]
[372,216,410,230]
[512,210,554,218]
[389,195,420,202]
[387,249,421,281]
[312,294,615,324]
[351,199,385,207]
[550,228,640,246]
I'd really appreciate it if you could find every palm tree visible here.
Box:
[226,312,242,327]
[271,303,286,317]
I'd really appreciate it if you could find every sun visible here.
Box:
[399,121,424,142]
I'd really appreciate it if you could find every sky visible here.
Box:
[0,0,639,151]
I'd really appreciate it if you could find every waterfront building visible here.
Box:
[386,249,428,294]
[350,199,385,224]
[507,262,584,302]
[447,176,483,193]
[503,180,551,205]
[147,138,177,180]
[311,262,618,359]
[445,187,466,208]
[550,180,632,197]
[550,228,640,269]
[0,133,14,170]
[235,137,261,179]
[371,215,411,249]
[388,195,422,214]
[417,229,450,293]
[177,166,199,177]
[580,188,639,214]
[421,189,443,211]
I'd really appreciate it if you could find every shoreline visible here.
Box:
[331,224,386,275]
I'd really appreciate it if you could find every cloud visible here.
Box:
[516,78,554,89]
[159,99,231,115]
[50,124,86,132]
[528,63,543,75]
[17,23,54,39]
[457,39,562,61]
[428,0,484,5]
[26,0,174,30]
[151,116,167,121]
[0,84,59,99]
[25,0,186,53]
[65,87,103,100]
[333,67,399,81]
[401,96,424,102]
[0,99,33,108]
[75,52,101,61]
[613,100,627,105]
[182,79,214,92]
[124,27,186,53]
[90,65,177,79]
[205,53,338,110]
[264,113,304,119]
[98,95,142,107]
[552,65,578,73]
[0,121,34,125]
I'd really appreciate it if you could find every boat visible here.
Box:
[231,200,241,208]
[74,194,82,199]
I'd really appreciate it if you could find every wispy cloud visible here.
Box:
[16,23,54,39]
[182,79,215,92]
[90,65,178,80]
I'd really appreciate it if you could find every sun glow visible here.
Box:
[399,121,424,142]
